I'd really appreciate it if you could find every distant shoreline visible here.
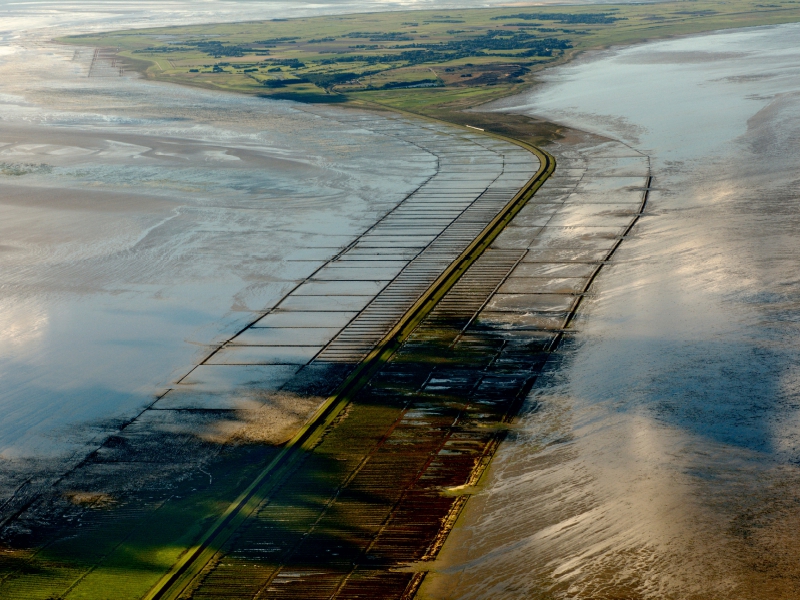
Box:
[58,1,800,144]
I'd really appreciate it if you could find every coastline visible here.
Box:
[0,5,701,592]
[57,1,800,141]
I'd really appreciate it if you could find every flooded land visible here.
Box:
[3,0,800,598]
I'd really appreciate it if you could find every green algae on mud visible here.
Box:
[60,0,800,120]
[0,444,282,600]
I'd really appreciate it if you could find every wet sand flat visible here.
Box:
[3,0,562,481]
[424,22,800,600]
[94,138,642,600]
[0,101,539,513]
[0,111,437,462]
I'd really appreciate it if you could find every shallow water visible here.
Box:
[0,93,442,461]
[0,0,651,466]
[0,0,447,463]
[427,23,800,599]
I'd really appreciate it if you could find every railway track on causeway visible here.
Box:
[145,136,555,600]
[0,115,651,600]
[146,131,652,599]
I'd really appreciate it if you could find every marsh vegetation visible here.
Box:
[63,0,800,122]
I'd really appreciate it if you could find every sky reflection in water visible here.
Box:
[428,23,800,599]
[0,0,445,461]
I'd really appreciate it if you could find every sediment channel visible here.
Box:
[0,114,650,600]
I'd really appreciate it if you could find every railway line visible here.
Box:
[0,113,650,600]
[157,137,651,600]
[143,130,553,600]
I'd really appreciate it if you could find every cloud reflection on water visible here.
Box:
[428,22,800,599]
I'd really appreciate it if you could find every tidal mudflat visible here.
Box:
[0,0,452,496]
[0,114,541,600]
[425,22,800,599]
[5,0,800,597]
[0,0,621,494]
[2,3,555,591]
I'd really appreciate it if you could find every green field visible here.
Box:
[62,0,800,133]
